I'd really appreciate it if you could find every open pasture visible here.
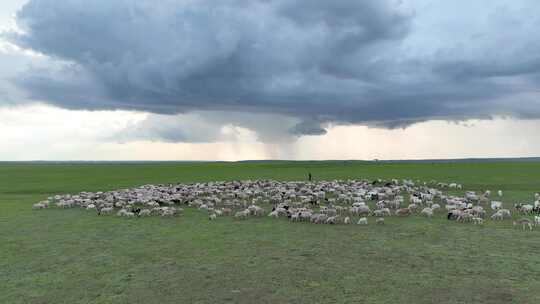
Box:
[2,161,540,304]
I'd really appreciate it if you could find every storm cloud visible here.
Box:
[5,0,540,137]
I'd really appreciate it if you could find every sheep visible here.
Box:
[513,218,533,231]
[58,201,75,208]
[234,210,250,220]
[407,203,418,212]
[290,213,300,222]
[98,207,114,215]
[472,217,483,225]
[350,205,370,216]
[498,190,503,197]
[375,201,386,210]
[534,216,540,226]
[311,214,328,224]
[209,213,217,220]
[376,218,385,225]
[32,202,48,209]
[519,204,534,214]
[373,208,391,217]
[159,207,179,217]
[138,209,151,217]
[448,209,462,220]
[222,208,233,216]
[420,207,433,218]
[445,204,458,211]
[457,213,473,223]
[39,179,538,232]
[410,196,422,205]
[491,209,511,221]
[490,212,503,221]
[325,215,339,225]
[117,209,135,218]
[490,201,502,210]
[498,209,512,219]
[323,208,338,217]
[357,217,368,225]
[395,208,411,216]
[247,205,265,217]
[268,210,279,218]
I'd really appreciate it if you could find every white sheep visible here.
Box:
[408,203,418,212]
[357,217,368,225]
[350,205,370,216]
[117,209,135,217]
[491,209,511,221]
[373,208,391,217]
[247,205,265,217]
[209,213,217,220]
[139,209,151,217]
[343,216,350,224]
[376,218,385,225]
[420,207,433,218]
[490,201,502,210]
[268,210,279,218]
[32,202,48,209]
[472,217,483,225]
[519,204,533,214]
[234,210,250,220]
[100,207,114,215]
[325,215,339,224]
[311,214,328,224]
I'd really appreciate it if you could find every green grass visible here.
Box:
[2,161,540,304]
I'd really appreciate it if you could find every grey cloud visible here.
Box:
[289,120,327,136]
[4,0,540,140]
[114,113,223,143]
[115,111,304,144]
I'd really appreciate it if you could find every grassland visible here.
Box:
[2,161,540,304]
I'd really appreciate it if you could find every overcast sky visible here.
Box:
[1,0,540,160]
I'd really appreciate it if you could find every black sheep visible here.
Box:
[132,207,142,216]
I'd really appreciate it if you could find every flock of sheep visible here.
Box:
[32,179,540,230]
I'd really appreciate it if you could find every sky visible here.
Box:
[1,0,540,161]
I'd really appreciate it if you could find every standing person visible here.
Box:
[308,172,312,181]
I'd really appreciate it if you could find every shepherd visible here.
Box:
[308,172,312,181]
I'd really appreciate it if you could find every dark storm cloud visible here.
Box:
[289,120,328,136]
[5,0,540,137]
